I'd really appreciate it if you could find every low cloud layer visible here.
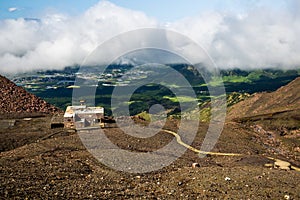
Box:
[1,1,300,74]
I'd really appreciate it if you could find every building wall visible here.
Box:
[64,117,74,129]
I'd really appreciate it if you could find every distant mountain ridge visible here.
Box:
[0,74,59,115]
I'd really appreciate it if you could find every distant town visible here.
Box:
[10,64,300,94]
[10,65,152,93]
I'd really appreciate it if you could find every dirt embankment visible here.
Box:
[227,77,300,120]
[0,75,60,116]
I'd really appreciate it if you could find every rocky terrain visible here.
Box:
[227,77,300,157]
[0,75,60,118]
[227,77,300,119]
[0,75,299,199]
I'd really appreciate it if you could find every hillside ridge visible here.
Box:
[0,74,59,116]
[227,76,300,120]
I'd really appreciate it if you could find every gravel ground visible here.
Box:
[1,117,299,199]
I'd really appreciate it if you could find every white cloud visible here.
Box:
[169,6,300,69]
[8,7,18,12]
[0,1,300,74]
[0,1,158,74]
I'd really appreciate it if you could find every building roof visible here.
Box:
[64,105,104,118]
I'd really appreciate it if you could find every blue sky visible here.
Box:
[0,0,286,21]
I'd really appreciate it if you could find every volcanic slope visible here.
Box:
[0,74,59,118]
[227,76,300,140]
[0,74,61,152]
[227,76,300,171]
[227,76,300,120]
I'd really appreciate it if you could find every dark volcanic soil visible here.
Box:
[1,116,299,199]
[0,75,60,115]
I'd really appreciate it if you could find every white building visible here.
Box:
[64,105,104,129]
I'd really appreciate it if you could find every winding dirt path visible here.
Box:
[162,129,300,172]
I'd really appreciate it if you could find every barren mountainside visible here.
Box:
[228,76,300,120]
[0,75,59,116]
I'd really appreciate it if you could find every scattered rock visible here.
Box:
[279,166,290,170]
[225,177,231,181]
[192,163,200,168]
[294,147,300,153]
[274,160,291,170]
[264,163,273,168]
[23,118,32,121]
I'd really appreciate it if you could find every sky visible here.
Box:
[0,0,299,74]
[0,0,286,21]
